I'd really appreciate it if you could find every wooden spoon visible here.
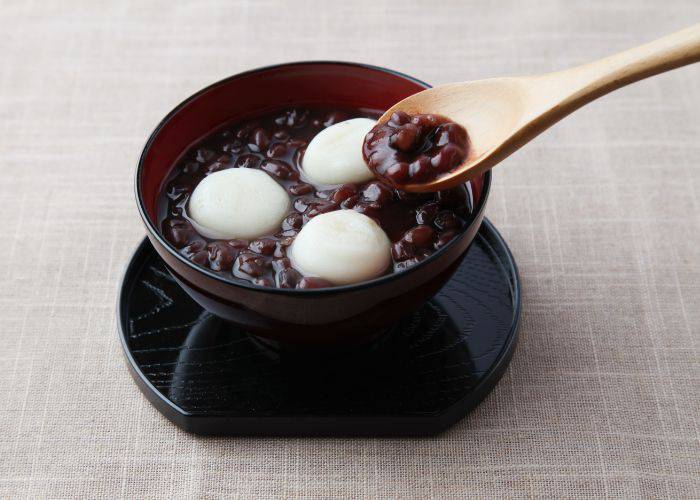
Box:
[379,24,700,192]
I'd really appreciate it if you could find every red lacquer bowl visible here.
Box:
[136,62,491,346]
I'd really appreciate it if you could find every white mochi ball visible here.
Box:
[302,118,376,185]
[289,210,391,285]
[188,168,290,240]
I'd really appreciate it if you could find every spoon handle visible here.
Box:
[533,23,700,117]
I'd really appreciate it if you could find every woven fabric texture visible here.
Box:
[0,1,698,498]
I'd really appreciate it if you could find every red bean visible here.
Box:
[276,229,298,238]
[226,239,249,250]
[260,159,292,179]
[389,123,420,151]
[416,202,440,225]
[266,142,287,158]
[207,155,232,173]
[273,130,289,141]
[277,268,302,288]
[306,201,337,219]
[249,238,277,256]
[272,258,291,272]
[282,213,303,231]
[360,181,394,208]
[408,156,432,182]
[392,240,415,261]
[433,211,460,231]
[402,225,435,248]
[235,123,257,140]
[384,162,410,184]
[389,111,410,126]
[223,140,244,153]
[235,154,260,169]
[434,123,466,147]
[294,197,313,213]
[166,181,191,200]
[412,114,439,127]
[278,236,295,249]
[195,148,215,163]
[162,218,196,249]
[297,277,333,289]
[190,251,209,266]
[324,111,348,127]
[273,240,290,258]
[341,194,359,209]
[208,242,236,271]
[288,182,314,196]
[430,144,463,173]
[275,109,309,127]
[235,252,269,278]
[182,239,208,266]
[353,203,379,220]
[330,184,357,204]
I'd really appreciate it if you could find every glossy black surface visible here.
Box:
[118,219,520,436]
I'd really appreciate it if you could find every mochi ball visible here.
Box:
[289,210,391,285]
[188,168,290,240]
[302,118,376,185]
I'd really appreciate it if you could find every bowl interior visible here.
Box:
[139,62,485,225]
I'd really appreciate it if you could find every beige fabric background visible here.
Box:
[1,1,698,498]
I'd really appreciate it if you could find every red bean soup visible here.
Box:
[159,106,473,289]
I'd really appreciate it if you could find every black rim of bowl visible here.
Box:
[135,60,493,295]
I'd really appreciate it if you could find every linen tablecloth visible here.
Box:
[1,1,698,498]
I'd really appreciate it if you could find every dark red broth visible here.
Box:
[159,106,472,289]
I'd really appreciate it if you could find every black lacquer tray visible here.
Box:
[118,219,520,436]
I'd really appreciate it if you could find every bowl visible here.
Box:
[136,62,491,346]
